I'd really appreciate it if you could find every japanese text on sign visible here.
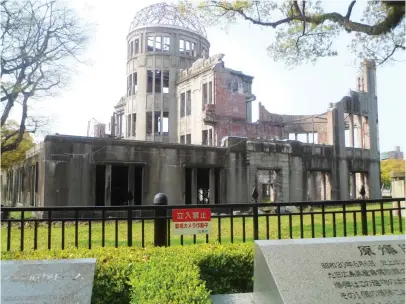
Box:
[321,243,406,303]
[172,208,211,235]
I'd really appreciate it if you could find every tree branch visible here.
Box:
[345,1,356,19]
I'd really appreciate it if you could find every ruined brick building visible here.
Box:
[1,3,381,208]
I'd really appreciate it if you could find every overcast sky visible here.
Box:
[10,0,406,153]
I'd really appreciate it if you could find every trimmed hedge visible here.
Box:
[1,243,253,304]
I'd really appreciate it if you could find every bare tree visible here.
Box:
[182,1,405,68]
[1,0,91,153]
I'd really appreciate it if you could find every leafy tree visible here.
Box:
[1,0,91,154]
[1,120,35,168]
[181,1,405,68]
[380,159,405,188]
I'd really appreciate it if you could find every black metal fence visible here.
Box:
[1,197,404,252]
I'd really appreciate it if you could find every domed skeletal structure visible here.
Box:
[129,2,207,37]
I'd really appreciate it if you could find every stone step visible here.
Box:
[210,293,255,304]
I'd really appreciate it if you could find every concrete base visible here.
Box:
[210,293,255,304]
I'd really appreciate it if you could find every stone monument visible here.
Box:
[1,258,97,304]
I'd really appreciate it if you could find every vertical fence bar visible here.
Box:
[193,234,196,244]
[333,213,336,237]
[321,205,326,238]
[61,220,65,250]
[20,211,24,251]
[75,210,79,248]
[390,209,394,233]
[372,211,376,235]
[115,219,118,248]
[242,216,246,242]
[300,205,304,239]
[361,200,368,235]
[253,205,259,240]
[289,215,293,239]
[397,200,403,233]
[167,218,171,247]
[380,201,385,235]
[142,219,145,248]
[102,210,105,247]
[88,220,92,249]
[343,204,347,237]
[206,233,209,244]
[266,215,270,240]
[230,207,234,243]
[353,211,357,235]
[311,213,315,238]
[180,235,184,246]
[218,217,221,244]
[277,205,281,240]
[7,220,11,251]
[48,211,52,250]
[127,209,133,247]
[34,220,38,250]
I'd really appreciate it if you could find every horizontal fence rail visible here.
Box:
[1,198,405,252]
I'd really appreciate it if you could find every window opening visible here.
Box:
[132,114,136,137]
[146,112,152,135]
[163,37,170,52]
[202,83,207,109]
[163,71,169,93]
[202,130,208,145]
[186,134,191,144]
[147,71,153,93]
[155,70,161,93]
[132,72,137,94]
[180,93,186,117]
[147,36,154,52]
[134,39,139,54]
[185,41,190,56]
[186,90,191,116]
[191,42,196,57]
[179,39,185,53]
[155,36,162,52]
[209,81,213,104]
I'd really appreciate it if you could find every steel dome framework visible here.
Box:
[129,3,207,37]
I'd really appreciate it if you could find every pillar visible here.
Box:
[295,133,298,140]
[321,172,327,201]
[306,133,309,143]
[191,168,197,205]
[209,168,216,204]
[308,172,317,201]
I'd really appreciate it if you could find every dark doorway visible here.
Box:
[133,166,143,205]
[197,168,210,204]
[111,165,129,206]
[215,168,221,204]
[95,165,106,206]
[185,168,192,204]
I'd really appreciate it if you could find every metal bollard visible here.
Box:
[154,193,168,247]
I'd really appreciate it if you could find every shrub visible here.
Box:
[1,243,254,303]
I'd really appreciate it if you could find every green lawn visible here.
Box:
[1,204,404,252]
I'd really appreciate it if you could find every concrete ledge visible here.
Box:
[210,293,254,304]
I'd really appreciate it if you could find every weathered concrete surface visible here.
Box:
[3,134,382,207]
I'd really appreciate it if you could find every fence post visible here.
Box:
[361,200,368,235]
[154,193,168,247]
[252,187,259,240]
[127,208,133,247]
